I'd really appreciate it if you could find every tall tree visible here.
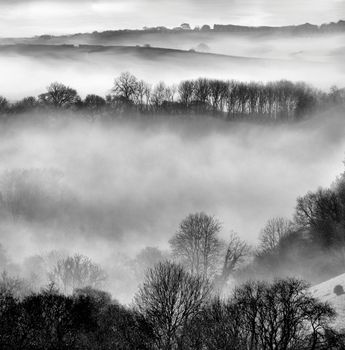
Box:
[170,213,222,278]
[135,261,210,350]
[258,217,293,253]
[112,72,138,103]
[215,232,250,290]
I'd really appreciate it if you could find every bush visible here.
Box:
[334,284,345,296]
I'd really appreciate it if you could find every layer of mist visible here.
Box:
[0,32,344,100]
[0,110,344,301]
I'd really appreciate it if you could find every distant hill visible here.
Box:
[213,20,345,34]
[0,42,343,100]
[311,273,345,331]
[0,20,344,46]
[0,43,267,62]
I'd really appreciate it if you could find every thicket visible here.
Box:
[1,73,344,122]
[0,274,342,349]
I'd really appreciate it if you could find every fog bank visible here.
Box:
[0,112,344,268]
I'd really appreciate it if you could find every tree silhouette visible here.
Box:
[135,261,210,350]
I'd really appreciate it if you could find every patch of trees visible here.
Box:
[33,20,345,40]
[0,271,342,349]
[242,164,345,285]
[0,247,107,300]
[1,201,345,348]
[49,254,107,294]
[0,286,154,350]
[162,161,345,303]
[213,20,345,35]
[1,73,344,122]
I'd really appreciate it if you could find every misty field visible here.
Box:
[1,30,345,100]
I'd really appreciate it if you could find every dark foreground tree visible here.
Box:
[0,285,155,350]
[0,290,22,350]
[180,278,336,350]
[0,275,340,350]
[231,278,335,350]
[19,289,75,350]
[135,261,211,350]
[72,287,154,350]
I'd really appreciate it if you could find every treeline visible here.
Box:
[0,270,343,349]
[213,20,345,34]
[35,19,345,36]
[1,73,344,122]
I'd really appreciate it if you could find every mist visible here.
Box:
[0,109,344,301]
[1,33,345,101]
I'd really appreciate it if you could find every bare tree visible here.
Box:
[295,189,341,229]
[231,278,335,350]
[151,82,169,108]
[49,254,107,294]
[39,82,79,108]
[178,80,194,107]
[169,213,222,278]
[194,297,246,350]
[135,261,211,350]
[259,217,293,253]
[135,79,151,109]
[112,72,138,103]
[215,232,250,290]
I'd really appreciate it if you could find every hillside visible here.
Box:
[0,44,264,61]
[0,21,344,63]
[311,273,345,331]
[1,43,343,100]
[1,20,345,45]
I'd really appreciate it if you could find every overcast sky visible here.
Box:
[0,0,344,37]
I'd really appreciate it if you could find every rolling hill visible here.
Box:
[0,43,343,100]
